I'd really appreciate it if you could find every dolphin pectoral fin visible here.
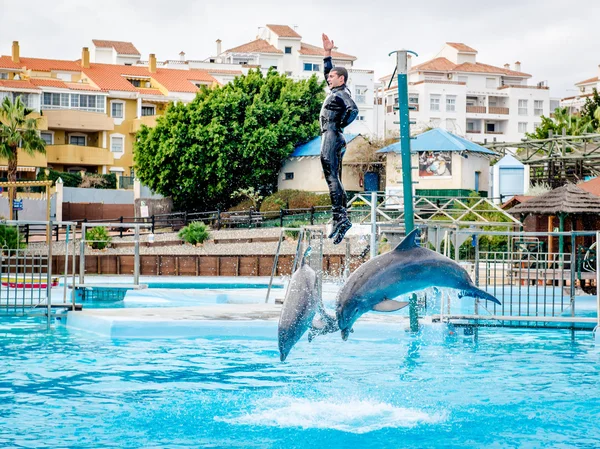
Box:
[372,299,410,312]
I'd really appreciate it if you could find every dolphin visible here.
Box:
[336,228,501,340]
[278,247,337,361]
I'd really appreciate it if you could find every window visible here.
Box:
[284,172,294,180]
[355,85,367,104]
[486,123,496,133]
[70,135,86,146]
[285,46,292,54]
[128,79,142,87]
[141,105,155,116]
[42,92,104,113]
[40,132,53,145]
[534,100,543,116]
[285,71,293,76]
[111,136,124,153]
[518,99,528,115]
[0,72,8,80]
[534,122,541,130]
[486,77,496,88]
[446,95,456,112]
[467,121,475,131]
[458,75,468,85]
[356,115,365,121]
[408,94,419,105]
[111,102,124,118]
[518,122,528,133]
[430,95,440,111]
[303,63,320,72]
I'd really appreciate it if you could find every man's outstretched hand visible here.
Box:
[322,33,334,56]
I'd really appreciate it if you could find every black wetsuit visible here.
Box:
[320,56,359,225]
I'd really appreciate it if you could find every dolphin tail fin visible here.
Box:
[459,286,501,305]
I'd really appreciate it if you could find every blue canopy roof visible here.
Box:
[377,128,497,155]
[291,134,360,157]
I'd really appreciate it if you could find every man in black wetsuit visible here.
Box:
[321,33,359,245]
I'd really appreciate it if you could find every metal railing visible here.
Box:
[0,220,77,326]
[430,229,599,330]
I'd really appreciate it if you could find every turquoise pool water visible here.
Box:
[1,318,599,448]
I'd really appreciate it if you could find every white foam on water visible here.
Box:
[216,396,447,433]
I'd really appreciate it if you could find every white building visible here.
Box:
[561,65,600,113]
[218,25,379,137]
[381,43,551,143]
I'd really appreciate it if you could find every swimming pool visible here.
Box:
[1,318,599,448]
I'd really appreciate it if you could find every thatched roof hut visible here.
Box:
[509,183,600,253]
[509,184,600,215]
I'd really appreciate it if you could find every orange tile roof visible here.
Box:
[0,56,23,69]
[92,40,140,56]
[453,62,531,77]
[28,78,69,88]
[81,63,216,93]
[64,82,102,92]
[266,25,302,38]
[19,57,82,72]
[579,178,600,197]
[575,76,599,86]
[0,79,39,91]
[446,42,478,53]
[226,39,283,54]
[298,42,357,60]
[411,57,457,72]
[410,57,530,77]
[135,88,164,96]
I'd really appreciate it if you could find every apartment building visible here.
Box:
[0,41,216,181]
[381,43,550,143]
[561,65,600,113]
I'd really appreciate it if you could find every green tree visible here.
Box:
[134,69,325,211]
[526,107,595,139]
[0,96,46,206]
[580,88,600,130]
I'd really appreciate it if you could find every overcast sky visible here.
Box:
[1,0,598,97]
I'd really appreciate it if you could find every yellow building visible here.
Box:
[0,41,217,185]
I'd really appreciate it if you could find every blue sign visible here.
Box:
[0,186,3,193]
[13,199,23,211]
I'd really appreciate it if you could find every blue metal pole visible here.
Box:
[391,49,418,331]
[395,50,416,234]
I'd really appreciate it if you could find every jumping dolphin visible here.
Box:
[278,247,337,361]
[336,228,501,340]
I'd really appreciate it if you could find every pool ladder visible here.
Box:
[265,227,325,304]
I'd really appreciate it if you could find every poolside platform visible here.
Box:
[66,304,411,339]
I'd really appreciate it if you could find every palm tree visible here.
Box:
[0,96,46,215]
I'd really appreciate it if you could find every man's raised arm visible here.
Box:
[322,33,334,81]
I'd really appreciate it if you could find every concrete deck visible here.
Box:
[66,304,412,339]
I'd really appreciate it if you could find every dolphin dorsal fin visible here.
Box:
[393,229,421,252]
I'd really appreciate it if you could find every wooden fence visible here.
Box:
[52,254,365,277]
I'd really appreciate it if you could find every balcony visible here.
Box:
[489,107,509,115]
[0,149,47,168]
[466,129,481,134]
[44,109,114,131]
[129,115,158,134]
[45,144,114,166]
[466,106,486,114]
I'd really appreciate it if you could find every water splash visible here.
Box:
[216,396,447,433]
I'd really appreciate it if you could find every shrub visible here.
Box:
[260,190,331,212]
[228,198,255,212]
[179,221,210,245]
[0,224,26,250]
[284,220,308,239]
[85,226,112,250]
